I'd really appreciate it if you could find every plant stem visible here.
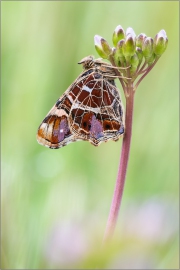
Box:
[134,58,159,91]
[103,86,134,242]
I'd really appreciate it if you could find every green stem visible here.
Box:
[103,87,134,241]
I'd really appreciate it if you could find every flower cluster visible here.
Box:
[94,25,168,79]
[94,26,168,242]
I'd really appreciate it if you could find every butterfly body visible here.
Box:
[37,56,124,149]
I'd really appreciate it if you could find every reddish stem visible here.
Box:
[134,58,159,91]
[103,88,134,241]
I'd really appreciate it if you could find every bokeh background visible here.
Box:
[1,1,179,269]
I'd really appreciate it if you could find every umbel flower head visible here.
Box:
[94,25,168,243]
[94,25,168,90]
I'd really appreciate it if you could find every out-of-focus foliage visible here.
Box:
[1,1,179,269]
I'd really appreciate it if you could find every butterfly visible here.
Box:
[37,55,124,149]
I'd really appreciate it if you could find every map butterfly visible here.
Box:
[37,56,124,149]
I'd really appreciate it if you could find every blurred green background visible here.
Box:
[1,1,179,269]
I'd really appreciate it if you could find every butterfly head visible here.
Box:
[78,56,115,78]
[78,55,95,70]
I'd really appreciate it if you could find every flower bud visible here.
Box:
[147,53,156,65]
[126,27,136,41]
[136,47,143,63]
[112,25,125,47]
[122,34,136,61]
[130,53,139,74]
[113,48,126,67]
[136,33,147,48]
[116,39,126,65]
[153,30,168,56]
[94,35,112,59]
[142,37,153,59]
[117,39,125,56]
[112,47,119,66]
[130,53,139,67]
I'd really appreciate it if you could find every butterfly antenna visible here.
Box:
[101,64,131,70]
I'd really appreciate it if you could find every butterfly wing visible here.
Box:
[68,71,124,146]
[36,69,95,149]
[37,66,124,149]
[36,105,77,149]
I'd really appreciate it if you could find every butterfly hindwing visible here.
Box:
[37,105,76,149]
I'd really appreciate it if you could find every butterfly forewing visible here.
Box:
[37,56,124,149]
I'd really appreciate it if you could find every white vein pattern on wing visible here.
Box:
[70,72,97,135]
[72,73,100,127]
[82,85,93,93]
[82,78,104,141]
[103,79,119,134]
[74,78,101,133]
[41,69,94,146]
[106,81,116,121]
[67,94,74,104]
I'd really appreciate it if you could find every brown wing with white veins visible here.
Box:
[36,67,124,148]
[68,69,124,146]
